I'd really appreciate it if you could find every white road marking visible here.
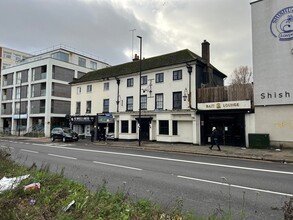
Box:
[178,175,293,197]
[20,149,39,154]
[93,161,142,171]
[32,143,71,147]
[48,154,77,160]
[33,145,293,175]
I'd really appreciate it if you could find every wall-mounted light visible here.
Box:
[186,64,193,74]
[183,88,188,101]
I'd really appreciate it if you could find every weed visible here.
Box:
[282,197,293,220]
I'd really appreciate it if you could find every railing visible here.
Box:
[0,127,12,136]
[24,125,45,137]
[4,44,107,69]
[197,83,253,103]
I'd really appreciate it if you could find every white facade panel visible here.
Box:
[252,0,293,106]
[251,0,293,147]
[255,106,293,145]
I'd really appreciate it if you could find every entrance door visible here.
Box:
[201,113,245,146]
[140,118,151,140]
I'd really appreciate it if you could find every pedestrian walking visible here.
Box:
[210,127,221,151]
[97,126,101,141]
[90,126,95,142]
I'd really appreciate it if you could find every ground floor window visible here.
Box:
[159,120,169,135]
[172,120,178,135]
[132,120,136,133]
[121,120,128,133]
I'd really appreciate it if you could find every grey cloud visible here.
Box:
[0,0,252,78]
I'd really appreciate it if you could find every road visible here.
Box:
[0,138,292,219]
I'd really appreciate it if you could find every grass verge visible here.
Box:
[1,148,291,220]
[0,149,194,219]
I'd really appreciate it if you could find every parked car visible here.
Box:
[105,132,115,140]
[51,127,79,142]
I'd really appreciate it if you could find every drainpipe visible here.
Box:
[186,64,197,111]
[116,78,120,112]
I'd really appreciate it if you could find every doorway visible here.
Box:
[139,118,152,140]
[200,112,245,146]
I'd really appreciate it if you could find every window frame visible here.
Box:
[77,87,81,95]
[155,93,164,110]
[76,102,81,115]
[78,57,86,67]
[121,121,129,133]
[51,51,69,62]
[173,70,182,80]
[155,73,164,83]
[159,120,169,135]
[103,99,110,113]
[140,95,147,110]
[126,96,133,111]
[141,75,148,85]
[90,61,97,70]
[127,78,134,87]
[86,85,92,93]
[173,91,182,110]
[104,82,109,91]
[172,120,178,135]
[86,101,92,113]
[131,120,137,133]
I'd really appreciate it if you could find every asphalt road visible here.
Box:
[1,139,292,219]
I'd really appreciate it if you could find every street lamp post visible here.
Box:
[137,36,142,146]
[18,80,22,136]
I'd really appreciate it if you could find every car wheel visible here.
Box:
[51,137,55,142]
[62,137,66,142]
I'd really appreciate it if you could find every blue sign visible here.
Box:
[270,6,293,41]
[98,114,114,123]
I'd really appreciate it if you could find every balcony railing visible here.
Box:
[197,84,253,103]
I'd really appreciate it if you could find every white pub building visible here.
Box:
[70,41,255,146]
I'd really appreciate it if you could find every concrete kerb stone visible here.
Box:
[92,141,293,163]
[1,136,293,163]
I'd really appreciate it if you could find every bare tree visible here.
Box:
[230,66,253,85]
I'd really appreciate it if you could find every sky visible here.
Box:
[0,0,252,82]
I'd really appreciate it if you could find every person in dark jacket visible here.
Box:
[210,127,221,151]
[90,126,95,142]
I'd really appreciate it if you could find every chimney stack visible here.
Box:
[133,53,139,61]
[202,40,210,63]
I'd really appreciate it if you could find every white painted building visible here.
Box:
[251,0,293,148]
[70,41,254,145]
[0,45,109,137]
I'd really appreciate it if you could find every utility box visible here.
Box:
[248,133,270,148]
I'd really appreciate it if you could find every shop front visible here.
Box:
[70,116,95,138]
[198,100,252,147]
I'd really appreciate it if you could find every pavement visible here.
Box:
[92,140,293,164]
[1,136,293,164]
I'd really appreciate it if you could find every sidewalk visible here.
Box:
[1,136,293,163]
[92,140,293,163]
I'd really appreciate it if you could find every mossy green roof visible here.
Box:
[70,49,225,84]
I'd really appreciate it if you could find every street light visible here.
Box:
[18,79,22,136]
[137,35,142,146]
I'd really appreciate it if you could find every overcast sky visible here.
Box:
[0,0,252,81]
